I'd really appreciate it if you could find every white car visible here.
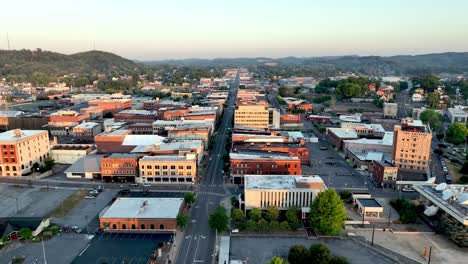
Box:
[85,195,95,199]
[143,184,151,187]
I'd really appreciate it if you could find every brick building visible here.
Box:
[88,98,132,113]
[326,128,359,149]
[371,160,398,188]
[234,104,270,129]
[229,152,301,184]
[128,123,153,135]
[100,197,184,232]
[48,110,89,136]
[0,129,50,176]
[100,153,140,182]
[167,127,210,147]
[95,130,132,153]
[72,122,101,139]
[80,106,104,120]
[392,118,432,174]
[232,142,309,164]
[114,110,158,123]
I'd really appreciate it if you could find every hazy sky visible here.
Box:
[1,0,468,60]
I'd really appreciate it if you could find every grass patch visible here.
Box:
[48,190,88,218]
[446,161,463,183]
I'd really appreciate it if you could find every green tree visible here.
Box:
[308,243,331,263]
[310,189,347,235]
[43,156,55,170]
[184,192,196,205]
[176,213,189,229]
[286,207,301,230]
[249,208,262,222]
[268,256,284,264]
[413,74,439,92]
[265,205,279,222]
[339,191,352,204]
[288,245,309,264]
[446,123,468,145]
[208,207,229,232]
[427,92,440,108]
[231,208,245,222]
[258,219,269,230]
[420,109,442,130]
[19,228,32,240]
[245,219,256,230]
[279,221,290,230]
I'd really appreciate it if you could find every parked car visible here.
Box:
[143,184,151,187]
[71,226,82,233]
[85,195,95,199]
[97,186,103,192]
[130,183,138,186]
[119,189,131,195]
[445,174,452,184]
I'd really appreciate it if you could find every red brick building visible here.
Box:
[114,110,158,123]
[88,99,132,113]
[128,123,153,135]
[160,109,190,120]
[229,152,301,184]
[100,153,140,182]
[100,197,184,233]
[94,130,132,153]
[371,160,398,188]
[232,142,309,164]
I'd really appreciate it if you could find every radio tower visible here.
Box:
[7,33,11,50]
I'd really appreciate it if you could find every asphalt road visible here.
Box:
[175,70,239,264]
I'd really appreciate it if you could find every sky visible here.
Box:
[1,0,468,60]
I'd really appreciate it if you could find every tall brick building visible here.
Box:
[392,118,432,174]
[100,153,140,182]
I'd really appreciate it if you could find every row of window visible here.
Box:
[102,163,134,168]
[142,165,192,170]
[399,154,428,160]
[235,163,298,168]
[142,171,192,176]
[106,223,165,230]
[102,170,135,175]
[145,177,193,182]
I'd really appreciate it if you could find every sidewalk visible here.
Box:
[169,229,184,263]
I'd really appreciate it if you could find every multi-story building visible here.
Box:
[80,106,103,120]
[152,120,213,134]
[383,102,398,119]
[88,98,132,113]
[235,104,270,129]
[50,144,94,164]
[127,123,153,135]
[371,160,398,188]
[48,110,89,136]
[392,118,432,174]
[114,110,158,123]
[138,154,197,184]
[280,114,303,129]
[229,152,301,184]
[232,142,309,164]
[100,153,140,182]
[131,140,204,164]
[243,175,326,216]
[167,127,210,147]
[0,129,50,176]
[340,123,386,138]
[72,122,101,139]
[326,128,358,149]
[447,107,468,124]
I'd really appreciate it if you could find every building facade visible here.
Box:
[72,122,101,139]
[138,154,197,184]
[234,104,269,129]
[392,118,432,174]
[100,153,140,182]
[371,160,398,188]
[383,102,398,119]
[0,129,50,176]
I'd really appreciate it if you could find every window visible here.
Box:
[187,166,192,170]
[179,166,184,170]
[163,165,167,170]
[146,165,152,169]
[159,224,164,230]
[141,224,145,229]
[122,224,127,229]
[131,224,136,229]
[150,224,155,229]
[156,165,160,169]
[112,224,117,229]
[171,165,176,170]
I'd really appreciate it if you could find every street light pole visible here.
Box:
[427,246,432,264]
[371,224,375,246]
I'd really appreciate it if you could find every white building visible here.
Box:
[447,107,468,124]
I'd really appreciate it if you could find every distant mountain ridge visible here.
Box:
[144,52,468,75]
[0,49,140,77]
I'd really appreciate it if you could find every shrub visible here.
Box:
[42,231,53,239]
[19,228,32,240]
[390,199,418,224]
[249,208,262,222]
[279,221,290,230]
[339,191,353,204]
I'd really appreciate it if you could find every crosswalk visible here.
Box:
[196,191,229,197]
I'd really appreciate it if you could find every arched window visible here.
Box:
[159,224,164,230]
[112,224,117,229]
[150,224,155,229]
[141,224,145,229]
[131,224,136,229]
[122,224,127,229]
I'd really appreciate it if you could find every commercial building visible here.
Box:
[64,154,105,179]
[88,98,132,113]
[131,140,204,164]
[280,114,303,129]
[138,154,197,184]
[343,132,394,153]
[283,97,313,112]
[127,123,153,135]
[95,130,166,153]
[326,128,358,149]
[0,129,50,176]
[383,102,398,119]
[50,144,94,164]
[243,175,326,216]
[80,106,103,120]
[99,197,184,232]
[339,114,361,123]
[340,123,386,138]
[371,160,398,188]
[48,110,89,136]
[100,153,140,182]
[167,127,210,147]
[356,198,384,218]
[232,142,309,164]
[72,122,101,139]
[114,110,158,123]
[268,108,280,129]
[447,107,468,124]
[235,104,270,129]
[229,152,301,184]
[152,120,213,134]
[392,118,432,174]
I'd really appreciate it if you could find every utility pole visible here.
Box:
[427,246,432,264]
[371,224,375,246]
[388,208,392,227]
[6,33,10,50]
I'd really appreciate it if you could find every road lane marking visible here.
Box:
[78,244,91,256]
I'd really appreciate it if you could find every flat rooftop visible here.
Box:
[105,153,140,159]
[131,140,203,153]
[101,198,183,219]
[230,152,298,160]
[357,198,383,208]
[64,154,106,174]
[140,155,195,161]
[117,110,157,115]
[327,128,358,138]
[122,135,166,146]
[0,130,46,142]
[74,122,100,129]
[245,175,325,190]
[52,144,93,150]
[344,132,394,146]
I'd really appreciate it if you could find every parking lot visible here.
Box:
[230,236,398,264]
[0,185,75,218]
[73,233,172,264]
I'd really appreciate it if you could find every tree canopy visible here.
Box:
[176,213,189,229]
[412,74,440,92]
[231,208,245,222]
[208,207,229,232]
[184,192,196,205]
[265,205,279,222]
[249,208,262,222]
[420,109,443,130]
[446,123,468,145]
[310,189,347,235]
[427,92,441,108]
